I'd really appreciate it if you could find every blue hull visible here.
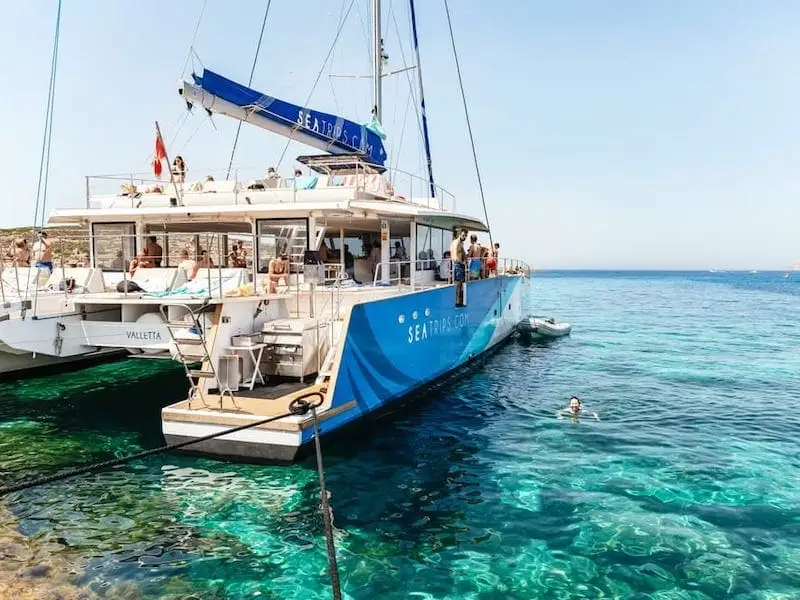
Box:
[302,276,523,444]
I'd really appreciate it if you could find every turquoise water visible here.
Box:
[1,271,799,598]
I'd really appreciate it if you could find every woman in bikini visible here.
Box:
[267,251,290,293]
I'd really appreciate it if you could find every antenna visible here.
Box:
[372,0,383,121]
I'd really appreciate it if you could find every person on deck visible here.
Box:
[229,240,247,268]
[172,156,187,183]
[189,250,214,281]
[32,232,54,273]
[129,251,150,277]
[177,249,195,275]
[11,238,30,267]
[467,234,483,280]
[436,251,451,281]
[343,244,360,284]
[267,251,290,293]
[449,229,467,306]
[369,242,382,278]
[487,242,499,276]
[265,167,281,188]
[144,236,163,267]
[109,250,125,270]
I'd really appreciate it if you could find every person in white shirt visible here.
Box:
[436,251,452,281]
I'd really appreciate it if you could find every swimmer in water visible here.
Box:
[557,396,599,420]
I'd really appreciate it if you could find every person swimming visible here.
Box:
[557,396,599,420]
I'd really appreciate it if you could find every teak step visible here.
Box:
[187,370,216,379]
[167,320,201,328]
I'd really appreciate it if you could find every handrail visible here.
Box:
[83,164,457,213]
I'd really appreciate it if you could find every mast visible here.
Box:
[372,0,383,121]
[408,0,436,198]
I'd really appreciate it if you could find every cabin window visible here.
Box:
[91,222,135,271]
[416,224,450,281]
[256,218,308,273]
[416,225,432,270]
[431,227,444,263]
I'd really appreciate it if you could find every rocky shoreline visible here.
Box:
[0,226,90,268]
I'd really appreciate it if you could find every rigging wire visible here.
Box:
[443,0,493,246]
[391,91,413,176]
[327,0,350,116]
[177,116,209,154]
[139,2,206,170]
[167,110,191,149]
[179,0,208,77]
[25,0,62,311]
[276,0,357,169]
[389,6,426,179]
[225,0,273,180]
[353,0,374,70]
[31,0,62,233]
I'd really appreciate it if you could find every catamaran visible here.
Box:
[1,0,530,460]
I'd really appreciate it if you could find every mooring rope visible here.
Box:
[0,392,323,497]
[0,389,345,598]
[310,405,343,599]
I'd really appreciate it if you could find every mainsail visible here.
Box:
[181,69,387,166]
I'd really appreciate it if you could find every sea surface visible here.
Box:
[1,271,799,599]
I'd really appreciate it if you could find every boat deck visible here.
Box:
[162,382,344,432]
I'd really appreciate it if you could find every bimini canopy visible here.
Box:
[181,69,387,166]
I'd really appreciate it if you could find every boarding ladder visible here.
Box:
[158,302,236,407]
[277,224,307,268]
[315,271,345,384]
[275,224,325,268]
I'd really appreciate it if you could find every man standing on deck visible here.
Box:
[145,236,163,267]
[32,231,54,273]
[449,229,467,307]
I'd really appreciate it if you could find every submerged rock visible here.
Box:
[0,504,102,599]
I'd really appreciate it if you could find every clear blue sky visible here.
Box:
[1,0,799,269]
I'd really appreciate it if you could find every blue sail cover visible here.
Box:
[192,70,387,166]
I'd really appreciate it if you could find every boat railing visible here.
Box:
[0,232,103,316]
[83,163,456,213]
[371,255,530,298]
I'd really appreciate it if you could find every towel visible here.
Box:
[293,175,319,190]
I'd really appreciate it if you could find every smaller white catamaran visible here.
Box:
[0,0,124,377]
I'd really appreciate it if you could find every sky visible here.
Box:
[0,0,799,270]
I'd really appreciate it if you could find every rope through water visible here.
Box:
[226,0,273,180]
[0,392,323,497]
[442,0,493,248]
[311,406,343,600]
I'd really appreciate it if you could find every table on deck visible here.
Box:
[225,343,267,390]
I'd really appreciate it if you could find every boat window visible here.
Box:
[256,218,308,273]
[431,227,444,264]
[91,222,135,271]
[417,225,442,271]
[390,235,410,261]
[164,233,200,266]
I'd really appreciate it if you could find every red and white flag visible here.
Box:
[152,133,167,178]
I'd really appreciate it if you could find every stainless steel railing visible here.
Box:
[84,163,457,212]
